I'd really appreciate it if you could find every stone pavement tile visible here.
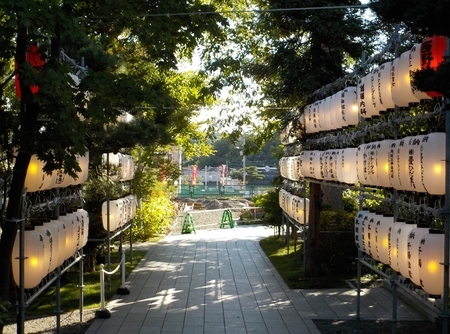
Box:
[266,325,290,334]
[143,316,165,327]
[182,326,204,334]
[138,326,162,333]
[245,322,269,334]
[204,321,225,333]
[204,312,224,323]
[161,320,184,332]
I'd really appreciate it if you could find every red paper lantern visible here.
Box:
[15,44,45,99]
[420,36,448,98]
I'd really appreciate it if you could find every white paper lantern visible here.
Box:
[320,96,334,131]
[338,87,359,126]
[398,50,421,105]
[376,61,396,113]
[395,136,414,191]
[388,140,402,190]
[300,151,315,178]
[24,155,53,192]
[397,221,418,278]
[337,148,358,184]
[364,212,379,258]
[43,221,60,272]
[407,45,431,101]
[356,143,372,185]
[304,105,312,133]
[407,225,430,286]
[420,132,445,195]
[68,212,82,251]
[356,144,366,184]
[358,74,378,119]
[360,211,374,253]
[76,208,89,248]
[372,214,394,265]
[390,57,410,108]
[58,214,77,260]
[418,231,445,296]
[295,197,309,224]
[50,218,66,268]
[34,225,53,276]
[279,189,288,212]
[102,200,120,231]
[354,210,370,252]
[374,214,394,264]
[12,229,45,289]
[375,140,394,188]
[312,151,324,180]
[72,152,90,186]
[388,219,405,272]
[365,142,378,186]
[50,169,73,189]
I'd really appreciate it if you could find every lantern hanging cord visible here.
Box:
[89,5,369,19]
[5,218,25,224]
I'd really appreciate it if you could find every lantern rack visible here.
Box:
[14,187,89,334]
[279,31,450,329]
[301,100,445,151]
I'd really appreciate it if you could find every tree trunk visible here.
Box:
[0,24,36,333]
[305,182,324,277]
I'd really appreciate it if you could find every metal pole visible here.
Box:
[106,154,111,292]
[56,266,62,334]
[356,49,367,330]
[303,180,307,272]
[79,248,84,323]
[243,134,246,195]
[17,218,25,334]
[100,264,105,310]
[389,28,401,334]
[441,36,450,334]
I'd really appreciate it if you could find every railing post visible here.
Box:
[95,264,111,319]
[117,250,130,295]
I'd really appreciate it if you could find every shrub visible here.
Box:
[319,210,357,275]
[131,182,175,241]
[252,189,283,234]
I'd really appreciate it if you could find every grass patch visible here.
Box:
[25,248,147,316]
[259,235,349,289]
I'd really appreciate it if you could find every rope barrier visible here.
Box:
[95,249,129,318]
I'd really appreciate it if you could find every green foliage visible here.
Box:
[0,298,10,326]
[229,165,265,184]
[319,210,357,275]
[342,189,359,212]
[131,182,175,241]
[259,236,349,289]
[252,189,282,229]
[370,0,450,37]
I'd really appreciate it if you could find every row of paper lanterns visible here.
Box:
[11,209,89,289]
[279,189,310,224]
[355,210,446,297]
[25,153,89,193]
[102,153,135,181]
[280,132,445,195]
[101,195,137,231]
[302,36,447,133]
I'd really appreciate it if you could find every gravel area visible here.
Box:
[3,309,96,334]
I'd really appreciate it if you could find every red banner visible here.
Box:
[220,164,227,185]
[191,165,198,185]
